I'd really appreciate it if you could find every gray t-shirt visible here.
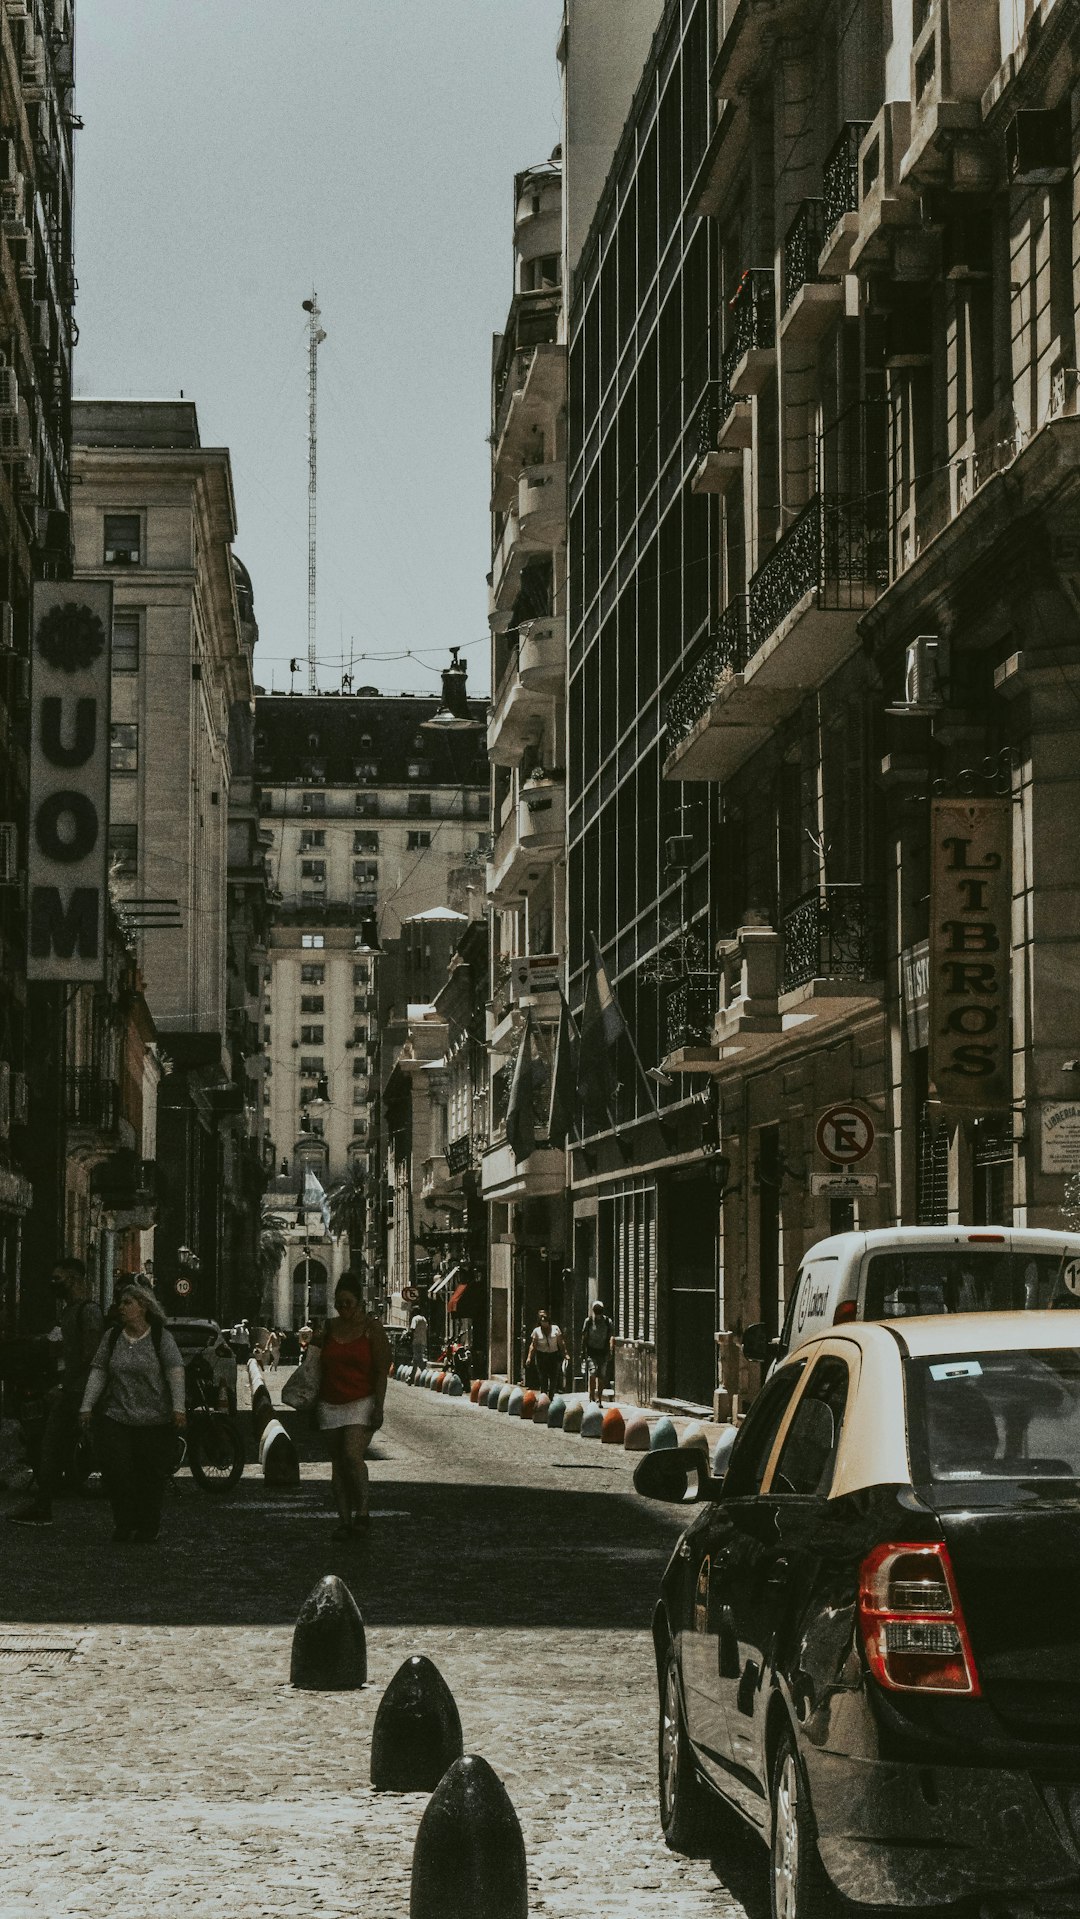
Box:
[82,1326,186,1426]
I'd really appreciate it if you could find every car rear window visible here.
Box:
[906,1347,1080,1500]
[865,1250,1074,1321]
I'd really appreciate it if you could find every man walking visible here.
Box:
[525,1312,567,1396]
[10,1257,104,1525]
[580,1299,614,1404]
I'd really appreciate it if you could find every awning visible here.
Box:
[428,1264,460,1299]
[448,1282,469,1313]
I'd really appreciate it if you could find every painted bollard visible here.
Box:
[712,1424,738,1479]
[506,1386,525,1417]
[291,1574,367,1690]
[260,1418,300,1486]
[371,1654,464,1792]
[410,1754,527,1919]
[679,1421,710,1455]
[447,1374,464,1397]
[496,1384,514,1413]
[469,1380,482,1404]
[546,1394,566,1429]
[563,1398,584,1434]
[601,1406,625,1445]
[520,1389,538,1420]
[483,1382,501,1409]
[580,1402,604,1439]
[623,1413,651,1452]
[651,1415,678,1451]
[532,1392,551,1424]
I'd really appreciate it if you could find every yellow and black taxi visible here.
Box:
[637,1314,1080,1917]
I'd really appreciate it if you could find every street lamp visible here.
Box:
[420,647,484,733]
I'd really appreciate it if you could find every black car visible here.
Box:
[636,1314,1080,1916]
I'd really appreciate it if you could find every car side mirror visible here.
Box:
[742,1321,780,1366]
[633,1449,724,1505]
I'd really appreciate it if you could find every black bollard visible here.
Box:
[410,1754,528,1919]
[371,1655,464,1791]
[290,1574,367,1689]
[261,1420,300,1485]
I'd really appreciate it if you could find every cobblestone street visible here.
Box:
[0,1382,770,1919]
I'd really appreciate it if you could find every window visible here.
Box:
[300,830,325,850]
[407,793,431,818]
[300,995,324,1014]
[108,823,137,877]
[353,1084,367,1106]
[352,1121,368,1139]
[301,963,325,982]
[300,935,325,950]
[353,860,378,883]
[906,1346,1080,1498]
[110,723,138,773]
[354,761,378,782]
[299,1055,324,1074]
[722,1363,808,1499]
[353,831,379,853]
[355,794,378,816]
[354,889,377,914]
[771,1358,850,1498]
[353,1019,367,1038]
[407,760,431,780]
[300,860,325,880]
[112,609,140,672]
[262,1025,270,1044]
[352,966,369,987]
[352,1058,368,1078]
[300,1025,324,1045]
[407,830,432,850]
[301,792,326,815]
[104,513,141,565]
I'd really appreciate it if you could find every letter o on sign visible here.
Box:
[34,790,99,864]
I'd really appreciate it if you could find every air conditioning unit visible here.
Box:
[0,821,18,881]
[1005,109,1069,187]
[904,635,942,710]
[11,1071,27,1127]
[0,602,14,650]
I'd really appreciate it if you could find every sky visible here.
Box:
[73,0,565,702]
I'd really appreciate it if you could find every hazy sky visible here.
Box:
[74,0,565,700]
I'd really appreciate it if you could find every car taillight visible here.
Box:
[832,1300,858,1324]
[858,1542,981,1696]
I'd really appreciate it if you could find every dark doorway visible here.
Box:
[664,1173,717,1407]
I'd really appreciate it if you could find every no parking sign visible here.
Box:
[816,1104,875,1166]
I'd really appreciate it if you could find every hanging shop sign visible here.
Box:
[1042,1103,1080,1175]
[901,940,930,1052]
[26,584,113,982]
[929,798,1011,1114]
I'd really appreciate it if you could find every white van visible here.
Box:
[742,1225,1080,1366]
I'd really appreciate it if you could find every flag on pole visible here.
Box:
[505,1012,537,1162]
[547,992,579,1149]
[303,1166,332,1234]
[576,935,627,1121]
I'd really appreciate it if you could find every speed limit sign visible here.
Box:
[401,1285,419,1304]
[816,1103,875,1166]
[1062,1259,1080,1299]
[175,1277,192,1298]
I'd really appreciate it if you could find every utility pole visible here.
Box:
[301,294,326,695]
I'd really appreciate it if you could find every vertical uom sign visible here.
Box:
[27,583,113,982]
[929,796,1011,1113]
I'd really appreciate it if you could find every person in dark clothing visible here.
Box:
[80,1283,186,1543]
[10,1258,104,1526]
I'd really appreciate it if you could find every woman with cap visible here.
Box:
[79,1282,186,1543]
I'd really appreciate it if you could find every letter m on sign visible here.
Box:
[29,887,100,962]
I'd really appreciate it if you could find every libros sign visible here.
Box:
[27,583,113,981]
[929,797,1011,1114]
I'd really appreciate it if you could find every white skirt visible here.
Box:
[317,1396,376,1431]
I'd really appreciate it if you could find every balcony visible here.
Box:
[850,103,916,270]
[780,884,885,1016]
[421,1154,453,1203]
[663,601,781,782]
[690,383,746,495]
[487,633,550,766]
[65,1071,121,1160]
[661,973,721,1074]
[818,121,871,276]
[714,925,784,1052]
[901,0,999,188]
[517,775,564,855]
[488,504,523,629]
[726,270,775,397]
[713,0,818,99]
[518,460,565,551]
[747,492,886,679]
[518,615,564,691]
[780,199,845,349]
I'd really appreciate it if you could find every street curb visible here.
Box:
[388,1371,732,1459]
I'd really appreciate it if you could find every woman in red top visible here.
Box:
[314,1274,391,1536]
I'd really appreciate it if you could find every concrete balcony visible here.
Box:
[817,120,871,277]
[690,384,746,496]
[65,1070,121,1162]
[778,885,885,1023]
[518,615,564,691]
[779,199,846,351]
[713,925,784,1053]
[517,776,564,855]
[487,636,551,767]
[850,103,916,271]
[713,0,819,98]
[517,460,566,551]
[726,269,775,396]
[481,1138,565,1201]
[901,0,999,188]
[488,505,523,630]
[421,1153,453,1203]
[663,600,780,784]
[492,340,565,506]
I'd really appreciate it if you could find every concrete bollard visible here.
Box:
[563,1398,585,1435]
[651,1415,678,1450]
[247,1358,275,1443]
[520,1389,538,1420]
[447,1374,464,1397]
[496,1385,514,1413]
[679,1421,710,1455]
[371,1654,464,1792]
[580,1403,604,1439]
[601,1406,626,1445]
[506,1386,524,1417]
[469,1380,482,1404]
[259,1418,300,1485]
[410,1754,527,1919]
[623,1413,651,1451]
[546,1394,566,1429]
[532,1392,551,1424]
[290,1574,367,1689]
[434,1371,447,1392]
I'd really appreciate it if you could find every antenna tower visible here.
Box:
[301,293,326,694]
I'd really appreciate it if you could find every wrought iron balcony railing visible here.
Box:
[664,973,720,1054]
[782,199,827,311]
[664,601,749,751]
[696,378,742,457]
[747,494,887,658]
[65,1071,120,1134]
[446,1135,473,1176]
[822,120,871,236]
[728,268,775,359]
[781,884,884,993]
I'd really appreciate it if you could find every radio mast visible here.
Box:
[301,293,326,695]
